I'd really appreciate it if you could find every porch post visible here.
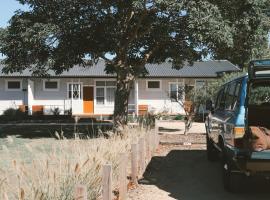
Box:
[27,79,34,115]
[135,79,139,116]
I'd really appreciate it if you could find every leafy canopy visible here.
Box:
[1,0,263,76]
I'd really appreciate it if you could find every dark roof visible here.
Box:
[0,60,240,78]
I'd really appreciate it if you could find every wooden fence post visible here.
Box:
[156,132,160,150]
[119,153,127,200]
[131,143,138,185]
[102,164,112,200]
[74,185,87,200]
[146,133,151,164]
[138,137,145,176]
[155,119,159,135]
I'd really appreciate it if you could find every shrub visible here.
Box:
[51,107,61,116]
[2,107,25,120]
[174,115,184,120]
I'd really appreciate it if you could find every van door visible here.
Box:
[208,86,227,145]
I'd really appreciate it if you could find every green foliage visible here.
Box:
[249,85,270,105]
[0,0,269,124]
[139,114,156,129]
[187,70,247,108]
[207,70,247,100]
[3,108,25,118]
[205,0,270,67]
[174,115,184,120]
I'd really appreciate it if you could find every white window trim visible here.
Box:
[168,82,184,101]
[94,79,116,106]
[43,79,60,91]
[146,80,162,91]
[5,79,22,91]
[67,82,83,100]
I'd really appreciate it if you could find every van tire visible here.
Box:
[222,157,243,192]
[206,135,219,161]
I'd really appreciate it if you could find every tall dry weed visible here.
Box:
[0,128,147,200]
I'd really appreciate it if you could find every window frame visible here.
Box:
[43,79,60,91]
[95,80,116,106]
[232,80,242,111]
[169,82,184,101]
[224,81,237,111]
[215,86,225,110]
[146,80,162,91]
[67,82,82,100]
[5,79,22,91]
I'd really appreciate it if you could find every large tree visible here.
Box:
[0,0,269,126]
[205,0,270,67]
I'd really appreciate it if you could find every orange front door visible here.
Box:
[83,86,94,114]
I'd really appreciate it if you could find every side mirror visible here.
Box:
[206,99,214,111]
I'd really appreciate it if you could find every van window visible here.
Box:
[232,81,242,110]
[249,81,270,105]
[215,87,225,110]
[225,81,237,110]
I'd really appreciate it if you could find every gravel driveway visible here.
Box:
[128,122,270,200]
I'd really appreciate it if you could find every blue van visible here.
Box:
[205,59,270,192]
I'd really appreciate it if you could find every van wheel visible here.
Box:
[222,158,243,192]
[206,135,219,161]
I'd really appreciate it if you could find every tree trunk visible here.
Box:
[113,70,134,128]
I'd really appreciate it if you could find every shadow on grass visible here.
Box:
[140,150,270,200]
[0,123,113,139]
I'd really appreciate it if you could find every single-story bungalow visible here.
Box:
[0,60,240,116]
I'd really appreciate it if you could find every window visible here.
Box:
[232,81,242,110]
[96,81,116,105]
[225,81,236,110]
[215,87,225,110]
[147,80,161,90]
[5,80,22,91]
[96,88,105,105]
[67,83,82,99]
[106,87,116,105]
[249,81,270,106]
[43,80,59,91]
[169,83,184,101]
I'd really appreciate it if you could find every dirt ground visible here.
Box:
[128,123,270,200]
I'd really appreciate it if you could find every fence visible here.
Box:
[74,120,161,200]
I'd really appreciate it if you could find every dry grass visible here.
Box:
[0,128,147,200]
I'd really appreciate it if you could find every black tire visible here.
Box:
[222,156,243,192]
[206,135,219,161]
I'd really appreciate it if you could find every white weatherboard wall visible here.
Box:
[137,78,185,114]
[31,77,116,115]
[0,76,210,116]
[32,78,94,114]
[0,78,28,115]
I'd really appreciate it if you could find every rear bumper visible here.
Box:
[246,161,270,172]
[225,144,270,174]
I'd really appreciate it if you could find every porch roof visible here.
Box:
[0,60,240,78]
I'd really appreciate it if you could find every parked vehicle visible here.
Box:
[205,59,270,192]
